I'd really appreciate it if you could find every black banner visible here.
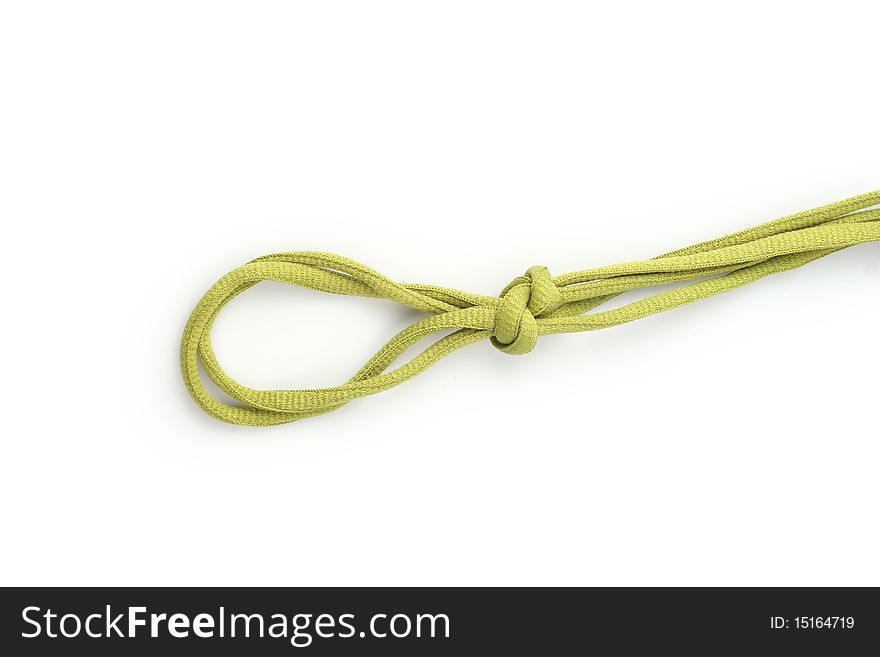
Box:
[1,587,877,655]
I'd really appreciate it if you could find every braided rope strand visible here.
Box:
[181,191,880,426]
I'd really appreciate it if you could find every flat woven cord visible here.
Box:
[181,191,880,426]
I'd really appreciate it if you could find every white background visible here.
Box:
[1,1,877,586]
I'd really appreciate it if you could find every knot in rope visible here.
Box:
[181,190,880,426]
[491,266,560,355]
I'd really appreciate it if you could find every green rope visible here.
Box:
[182,191,880,426]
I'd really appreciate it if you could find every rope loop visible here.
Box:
[181,191,880,426]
